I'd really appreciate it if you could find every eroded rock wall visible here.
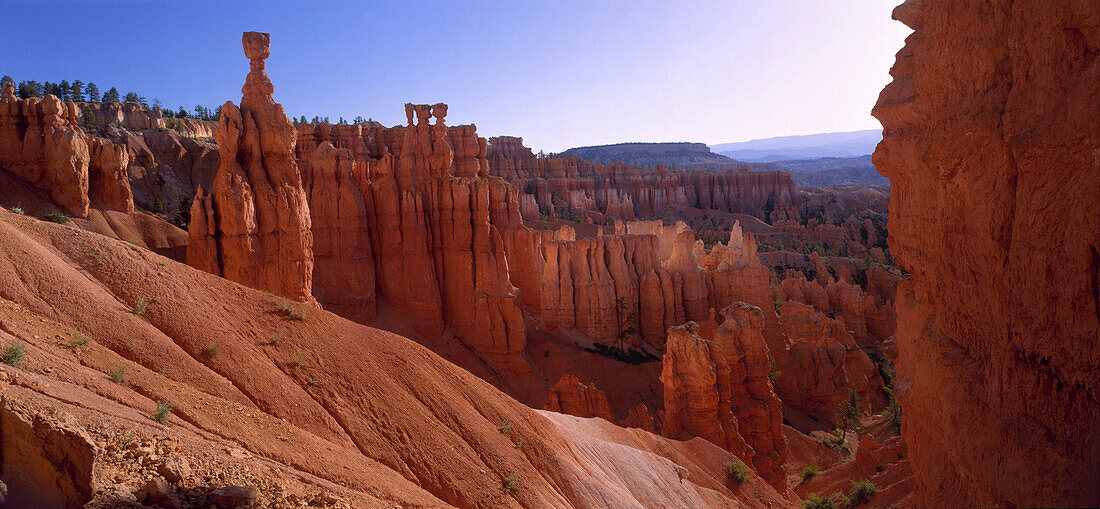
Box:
[873,1,1100,505]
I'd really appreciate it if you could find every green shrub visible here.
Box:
[69,331,92,352]
[1,340,26,367]
[498,421,513,433]
[802,493,835,509]
[152,401,172,425]
[10,207,24,215]
[44,212,70,224]
[206,344,218,356]
[848,479,877,505]
[110,365,126,383]
[503,471,517,494]
[269,331,283,346]
[800,463,820,481]
[725,460,749,483]
[277,300,306,320]
[133,297,151,317]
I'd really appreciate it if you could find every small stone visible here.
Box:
[210,485,260,508]
[137,477,181,509]
[159,457,192,484]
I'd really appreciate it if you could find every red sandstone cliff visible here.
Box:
[873,1,1100,506]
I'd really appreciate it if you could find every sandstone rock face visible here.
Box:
[771,301,885,424]
[873,1,1100,506]
[659,304,788,489]
[87,136,134,212]
[544,375,615,422]
[187,32,315,302]
[293,109,526,372]
[0,400,96,508]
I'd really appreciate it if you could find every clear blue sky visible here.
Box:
[1,1,910,153]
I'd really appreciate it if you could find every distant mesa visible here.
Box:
[710,129,882,163]
[559,141,774,171]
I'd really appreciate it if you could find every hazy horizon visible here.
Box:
[1,1,910,153]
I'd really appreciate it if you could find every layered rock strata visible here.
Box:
[486,136,799,221]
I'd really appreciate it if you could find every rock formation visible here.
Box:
[0,80,140,217]
[771,301,885,424]
[187,32,315,302]
[543,375,615,422]
[873,0,1100,506]
[659,304,788,489]
[485,136,799,221]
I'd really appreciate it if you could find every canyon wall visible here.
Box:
[486,136,799,221]
[873,0,1100,506]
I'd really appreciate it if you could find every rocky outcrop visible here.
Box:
[87,136,134,212]
[544,375,615,422]
[659,304,788,489]
[0,399,95,508]
[187,32,315,302]
[0,81,139,217]
[772,301,886,424]
[872,0,1100,506]
[0,81,90,217]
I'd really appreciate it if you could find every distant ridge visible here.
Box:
[560,141,776,170]
[710,129,881,162]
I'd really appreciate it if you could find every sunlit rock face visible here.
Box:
[873,1,1100,506]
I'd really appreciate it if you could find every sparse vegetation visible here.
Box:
[133,297,151,317]
[503,471,517,494]
[725,460,749,483]
[10,207,24,215]
[269,330,283,346]
[583,342,658,365]
[206,343,218,356]
[44,212,70,224]
[69,331,92,352]
[884,387,903,435]
[770,273,784,313]
[110,365,126,383]
[152,401,172,425]
[768,354,782,381]
[800,464,820,481]
[802,493,836,509]
[277,300,307,320]
[308,378,320,386]
[498,421,513,433]
[848,479,877,505]
[816,433,845,451]
[293,352,304,367]
[1,340,27,367]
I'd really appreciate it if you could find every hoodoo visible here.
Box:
[187,32,315,302]
[874,0,1100,506]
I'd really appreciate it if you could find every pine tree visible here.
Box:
[102,87,120,103]
[1,75,13,85]
[86,83,100,102]
[354,115,365,124]
[834,388,865,440]
[59,80,71,101]
[176,106,187,118]
[70,80,84,101]
[124,91,140,103]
